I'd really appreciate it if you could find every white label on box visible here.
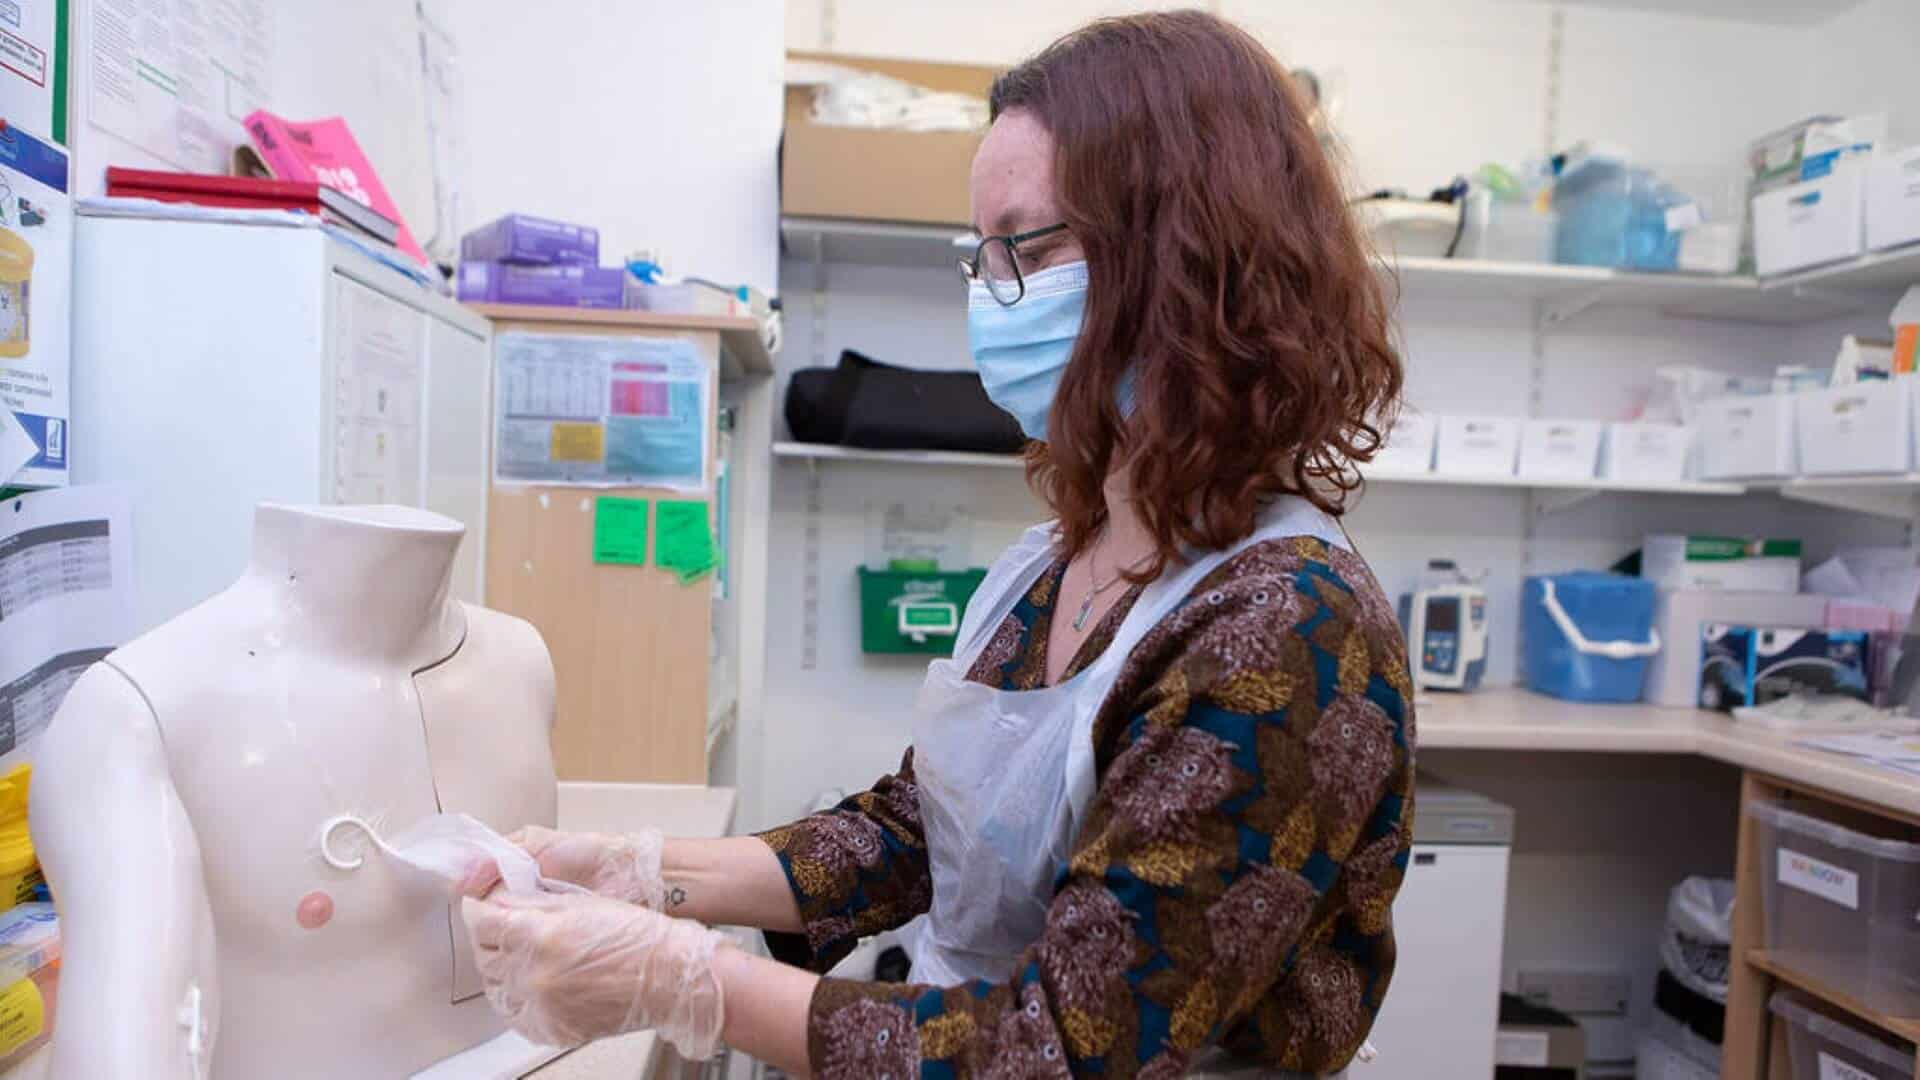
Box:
[1665,202,1703,232]
[1820,1052,1877,1080]
[1494,1030,1550,1068]
[1778,847,1860,910]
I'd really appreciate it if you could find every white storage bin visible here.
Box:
[1695,394,1797,479]
[1769,992,1913,1080]
[1517,419,1601,479]
[1600,423,1691,484]
[1636,1032,1716,1080]
[1436,416,1520,477]
[1796,380,1914,476]
[1752,800,1920,1016]
[1754,159,1868,276]
[1373,410,1437,473]
[1868,146,1920,252]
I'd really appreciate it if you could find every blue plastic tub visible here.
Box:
[1523,572,1661,702]
[1552,157,1683,271]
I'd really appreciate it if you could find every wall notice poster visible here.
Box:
[330,278,423,505]
[0,485,134,764]
[494,332,711,492]
[0,125,68,489]
[0,0,59,141]
[87,0,272,172]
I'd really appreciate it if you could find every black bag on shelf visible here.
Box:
[783,349,1027,455]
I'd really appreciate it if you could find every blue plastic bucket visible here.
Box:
[1523,572,1661,702]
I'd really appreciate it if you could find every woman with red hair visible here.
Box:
[462,11,1413,1078]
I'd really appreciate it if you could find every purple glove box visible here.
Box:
[457,261,626,309]
[460,213,600,266]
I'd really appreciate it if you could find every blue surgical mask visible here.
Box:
[967,260,1088,440]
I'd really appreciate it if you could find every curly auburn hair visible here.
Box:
[990,9,1402,578]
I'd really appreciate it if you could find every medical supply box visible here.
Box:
[1694,394,1797,479]
[1867,146,1920,252]
[1522,573,1659,702]
[1642,589,1826,708]
[783,52,994,226]
[1436,416,1521,476]
[456,262,626,309]
[0,902,58,1070]
[1642,535,1801,593]
[1599,423,1691,484]
[1517,420,1601,480]
[1753,158,1868,276]
[1373,410,1436,473]
[1794,380,1914,476]
[858,567,988,655]
[1753,797,1920,1018]
[460,213,599,266]
[1770,992,1911,1080]
[1698,625,1870,711]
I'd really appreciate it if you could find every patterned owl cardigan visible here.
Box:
[755,536,1417,1078]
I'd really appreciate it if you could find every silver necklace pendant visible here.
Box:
[1073,590,1097,632]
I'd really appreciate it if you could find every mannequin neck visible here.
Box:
[243,504,467,668]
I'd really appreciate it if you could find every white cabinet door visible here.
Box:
[421,313,491,604]
[1365,844,1510,1080]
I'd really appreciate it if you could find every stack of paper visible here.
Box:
[1795,730,1920,779]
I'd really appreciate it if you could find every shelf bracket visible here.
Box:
[1778,485,1920,524]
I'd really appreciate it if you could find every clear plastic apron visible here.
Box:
[903,496,1349,988]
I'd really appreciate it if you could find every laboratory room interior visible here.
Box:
[3,0,1920,1078]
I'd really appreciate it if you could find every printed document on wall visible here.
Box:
[495,332,711,491]
[330,278,423,505]
[87,0,273,171]
[0,0,60,140]
[0,486,135,766]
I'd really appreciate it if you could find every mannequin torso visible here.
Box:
[32,505,559,1079]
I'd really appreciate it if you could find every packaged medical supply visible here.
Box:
[1598,423,1691,484]
[1435,415,1520,476]
[1372,409,1437,473]
[1693,394,1797,479]
[1699,625,1870,711]
[0,768,41,913]
[1643,589,1826,708]
[626,282,735,316]
[1833,335,1894,384]
[1642,535,1801,593]
[1517,420,1601,480]
[1747,116,1846,190]
[456,261,626,309]
[1794,380,1913,476]
[858,567,988,655]
[0,903,57,1071]
[1753,157,1869,275]
[460,213,599,267]
[1868,146,1920,252]
[1552,151,1683,271]
[1754,799,1920,1015]
[1522,573,1659,702]
[1769,992,1911,1080]
[1890,286,1920,375]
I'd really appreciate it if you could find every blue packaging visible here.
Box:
[1552,157,1683,271]
[460,213,600,266]
[1698,625,1871,711]
[1523,572,1660,702]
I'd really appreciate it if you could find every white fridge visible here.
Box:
[72,214,493,632]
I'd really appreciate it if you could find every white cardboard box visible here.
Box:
[1436,416,1521,477]
[1795,380,1913,476]
[1753,158,1867,276]
[1600,423,1692,484]
[1868,146,1920,252]
[1695,395,1797,479]
[1374,409,1437,473]
[1642,535,1802,594]
[1517,419,1601,479]
[0,129,70,489]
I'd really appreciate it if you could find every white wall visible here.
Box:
[1800,0,1920,148]
[442,0,783,292]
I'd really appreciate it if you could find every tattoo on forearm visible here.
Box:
[667,885,688,910]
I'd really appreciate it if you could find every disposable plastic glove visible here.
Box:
[459,825,665,907]
[462,891,727,1057]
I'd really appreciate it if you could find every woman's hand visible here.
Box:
[458,826,665,907]
[462,891,727,1056]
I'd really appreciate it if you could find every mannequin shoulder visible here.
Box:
[34,661,169,791]
[455,603,556,687]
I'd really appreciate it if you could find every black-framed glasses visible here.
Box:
[956,222,1069,306]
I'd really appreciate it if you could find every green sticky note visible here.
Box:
[654,499,719,584]
[593,497,650,566]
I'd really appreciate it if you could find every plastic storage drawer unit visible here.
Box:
[1769,992,1912,1080]
[1751,800,1920,1015]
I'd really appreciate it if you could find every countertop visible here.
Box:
[1422,688,1920,818]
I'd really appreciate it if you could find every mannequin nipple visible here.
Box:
[296,890,333,929]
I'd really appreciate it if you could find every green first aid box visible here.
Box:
[857,568,988,655]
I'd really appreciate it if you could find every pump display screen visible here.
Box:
[1427,597,1459,634]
